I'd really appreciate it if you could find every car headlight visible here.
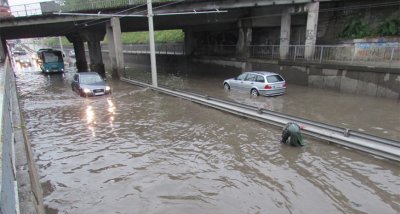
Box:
[83,88,91,93]
[105,86,111,91]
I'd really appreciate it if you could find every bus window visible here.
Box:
[43,52,62,63]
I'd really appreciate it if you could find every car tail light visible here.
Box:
[283,82,287,88]
[264,84,272,89]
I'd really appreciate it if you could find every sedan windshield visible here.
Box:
[80,75,104,84]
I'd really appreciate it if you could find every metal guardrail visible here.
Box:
[0,57,20,214]
[121,77,400,162]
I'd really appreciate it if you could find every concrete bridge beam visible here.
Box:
[305,2,319,59]
[106,17,124,79]
[66,34,88,72]
[80,30,106,78]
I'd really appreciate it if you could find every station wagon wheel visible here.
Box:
[251,88,259,97]
[224,83,230,90]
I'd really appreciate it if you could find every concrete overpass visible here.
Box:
[0,0,367,77]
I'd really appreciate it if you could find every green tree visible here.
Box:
[377,18,400,36]
[339,19,372,39]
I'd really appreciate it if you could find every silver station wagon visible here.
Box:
[223,71,286,97]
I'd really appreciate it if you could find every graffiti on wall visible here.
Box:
[355,42,399,60]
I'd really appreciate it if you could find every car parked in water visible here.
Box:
[71,72,111,97]
[223,71,286,97]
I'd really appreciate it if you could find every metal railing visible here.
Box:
[0,57,19,214]
[61,0,176,12]
[251,45,400,67]
[190,44,399,68]
[10,2,42,17]
[8,0,180,17]
[47,42,399,68]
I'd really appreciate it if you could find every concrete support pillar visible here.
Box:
[0,37,6,63]
[81,30,106,77]
[236,20,252,60]
[305,2,319,59]
[66,34,88,72]
[280,8,291,60]
[183,27,195,55]
[106,17,124,79]
[88,40,105,77]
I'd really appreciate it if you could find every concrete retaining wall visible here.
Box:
[252,61,400,99]
[188,56,400,100]
[0,58,45,214]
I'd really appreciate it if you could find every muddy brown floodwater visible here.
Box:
[14,62,400,214]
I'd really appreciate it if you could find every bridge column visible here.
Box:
[236,19,252,60]
[183,27,196,55]
[0,36,6,63]
[106,17,124,79]
[81,30,106,78]
[280,8,291,60]
[304,2,319,59]
[66,34,88,72]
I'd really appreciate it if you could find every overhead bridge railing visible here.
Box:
[121,77,400,162]
[9,0,185,17]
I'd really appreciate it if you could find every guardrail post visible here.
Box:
[294,46,297,61]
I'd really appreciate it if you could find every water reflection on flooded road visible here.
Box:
[15,67,400,213]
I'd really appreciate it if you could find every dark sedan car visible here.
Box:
[71,72,111,97]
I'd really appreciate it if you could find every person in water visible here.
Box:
[281,122,305,147]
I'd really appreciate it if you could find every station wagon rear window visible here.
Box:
[267,75,284,83]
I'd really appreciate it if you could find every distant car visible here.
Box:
[223,71,286,97]
[13,50,28,63]
[71,72,111,97]
[17,55,31,67]
[13,50,27,56]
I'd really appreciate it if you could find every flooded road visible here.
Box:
[14,61,400,213]
[124,60,400,142]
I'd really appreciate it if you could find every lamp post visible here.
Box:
[147,0,158,87]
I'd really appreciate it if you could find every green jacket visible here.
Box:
[282,123,305,147]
